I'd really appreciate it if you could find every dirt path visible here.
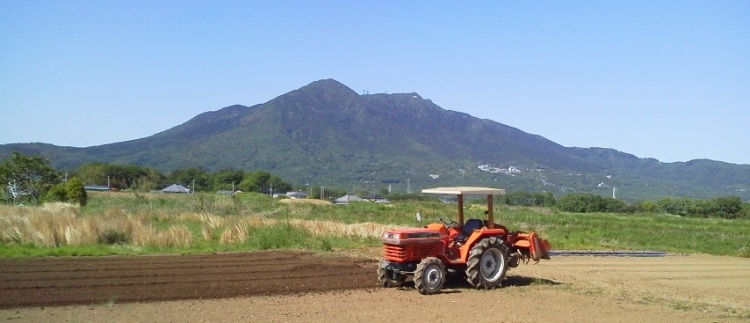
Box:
[1,251,748,322]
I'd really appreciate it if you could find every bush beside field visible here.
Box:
[1,192,748,258]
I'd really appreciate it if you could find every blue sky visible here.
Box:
[1,1,748,165]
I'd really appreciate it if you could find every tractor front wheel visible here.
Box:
[414,257,446,295]
[377,265,405,287]
[465,236,509,289]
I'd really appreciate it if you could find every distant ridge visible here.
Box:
[2,79,749,201]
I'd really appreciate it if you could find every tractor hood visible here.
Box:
[381,228,443,246]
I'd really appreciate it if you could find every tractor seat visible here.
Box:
[456,218,484,243]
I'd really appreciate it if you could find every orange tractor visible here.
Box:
[378,187,551,294]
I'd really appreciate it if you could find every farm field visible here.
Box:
[1,250,749,322]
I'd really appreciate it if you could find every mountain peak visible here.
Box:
[307,78,347,87]
[298,79,358,97]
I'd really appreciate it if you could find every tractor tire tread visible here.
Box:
[465,237,509,290]
[414,257,445,295]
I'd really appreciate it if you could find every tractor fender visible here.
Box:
[458,229,506,262]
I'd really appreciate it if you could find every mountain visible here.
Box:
[2,79,749,201]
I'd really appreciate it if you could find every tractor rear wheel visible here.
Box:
[413,257,446,295]
[465,236,509,289]
[377,265,405,287]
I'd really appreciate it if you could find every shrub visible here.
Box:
[44,178,87,206]
[65,178,87,206]
[654,196,745,219]
[556,193,629,213]
[502,191,555,207]
[45,184,68,203]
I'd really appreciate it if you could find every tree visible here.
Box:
[74,162,165,191]
[555,193,590,213]
[502,191,556,207]
[45,178,87,206]
[556,193,628,213]
[74,162,109,188]
[639,200,657,213]
[134,168,166,191]
[689,196,743,219]
[211,169,245,191]
[239,170,291,194]
[240,171,271,192]
[106,164,156,190]
[655,197,691,216]
[0,152,60,204]
[65,178,87,206]
[710,196,743,219]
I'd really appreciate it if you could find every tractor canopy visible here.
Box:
[421,186,506,228]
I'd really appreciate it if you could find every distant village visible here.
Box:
[477,164,521,175]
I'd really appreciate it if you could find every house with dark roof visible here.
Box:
[84,185,111,192]
[364,194,390,203]
[335,194,363,204]
[161,184,191,193]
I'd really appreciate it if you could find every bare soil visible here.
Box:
[1,250,749,322]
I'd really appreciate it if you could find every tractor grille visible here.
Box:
[383,243,440,262]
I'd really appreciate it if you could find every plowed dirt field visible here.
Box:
[0,251,376,308]
[1,250,749,322]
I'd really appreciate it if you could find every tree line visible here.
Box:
[1,152,292,206]
[500,191,748,219]
[2,152,748,219]
[73,163,291,194]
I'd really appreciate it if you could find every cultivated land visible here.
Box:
[1,250,749,322]
[2,193,748,321]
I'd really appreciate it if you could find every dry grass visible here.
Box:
[279,199,333,206]
[1,203,196,248]
[267,218,401,238]
[0,201,391,250]
[1,203,85,246]
[219,221,250,244]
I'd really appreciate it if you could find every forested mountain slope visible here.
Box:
[2,79,748,200]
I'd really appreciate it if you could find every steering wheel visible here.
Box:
[439,217,459,228]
